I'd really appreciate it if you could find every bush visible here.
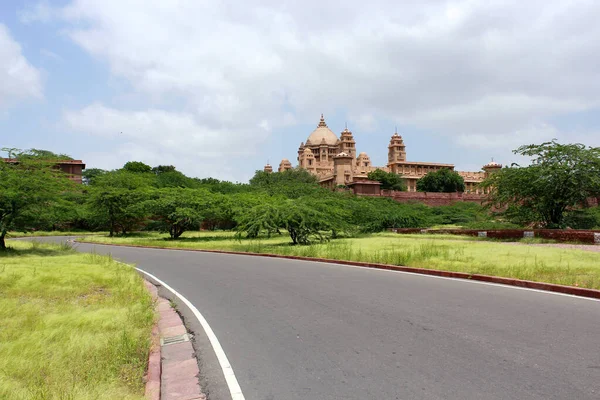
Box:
[563,209,600,230]
[429,202,488,226]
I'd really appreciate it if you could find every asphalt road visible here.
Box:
[29,238,600,400]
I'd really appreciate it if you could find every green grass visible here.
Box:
[7,231,106,238]
[0,240,155,400]
[80,231,600,290]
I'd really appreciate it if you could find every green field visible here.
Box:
[7,231,106,238]
[81,231,600,289]
[0,241,154,400]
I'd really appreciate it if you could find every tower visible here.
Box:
[278,159,292,172]
[388,131,406,174]
[333,151,354,186]
[339,125,356,162]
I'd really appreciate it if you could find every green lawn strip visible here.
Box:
[0,241,154,400]
[7,231,106,238]
[81,232,600,290]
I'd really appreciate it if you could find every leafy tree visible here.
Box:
[354,197,431,232]
[249,168,322,198]
[367,169,407,191]
[482,140,600,228]
[249,168,318,186]
[87,171,153,236]
[416,168,465,192]
[155,171,198,188]
[151,165,177,175]
[12,148,73,161]
[122,161,152,174]
[142,188,213,239]
[234,202,283,239]
[0,155,73,249]
[82,168,107,185]
[236,198,345,244]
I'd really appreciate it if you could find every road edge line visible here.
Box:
[135,267,246,400]
[77,240,600,301]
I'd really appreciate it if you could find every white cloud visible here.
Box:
[18,1,55,24]
[0,24,43,109]
[30,0,600,176]
[40,48,63,62]
[63,103,269,179]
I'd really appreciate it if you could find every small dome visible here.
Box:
[303,147,313,155]
[306,114,339,146]
[358,152,368,157]
[335,151,350,157]
[484,159,502,168]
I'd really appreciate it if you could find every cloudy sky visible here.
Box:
[2,0,600,182]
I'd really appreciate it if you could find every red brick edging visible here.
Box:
[142,279,206,400]
[82,240,600,300]
[143,281,161,400]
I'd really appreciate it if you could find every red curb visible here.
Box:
[83,240,600,300]
[143,281,161,400]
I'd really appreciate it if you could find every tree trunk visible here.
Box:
[0,231,6,250]
[173,225,185,239]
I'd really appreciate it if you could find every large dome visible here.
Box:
[306,114,339,146]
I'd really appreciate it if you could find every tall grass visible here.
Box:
[0,241,155,400]
[81,231,600,289]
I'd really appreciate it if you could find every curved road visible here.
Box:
[34,238,600,399]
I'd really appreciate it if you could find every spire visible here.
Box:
[318,113,327,127]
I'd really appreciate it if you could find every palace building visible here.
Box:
[264,114,501,194]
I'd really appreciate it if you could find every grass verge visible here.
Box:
[0,240,154,400]
[80,231,600,290]
[7,231,105,238]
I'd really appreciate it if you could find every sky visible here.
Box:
[1,0,600,182]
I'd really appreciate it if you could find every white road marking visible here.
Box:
[310,261,600,302]
[80,237,600,303]
[135,267,246,400]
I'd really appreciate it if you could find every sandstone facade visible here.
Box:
[265,114,501,193]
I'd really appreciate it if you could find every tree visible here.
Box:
[82,168,107,185]
[151,165,177,175]
[142,188,213,239]
[87,171,153,236]
[367,169,407,191]
[416,168,465,192]
[122,161,152,174]
[155,171,198,188]
[236,198,345,244]
[249,168,322,198]
[0,155,72,249]
[481,140,600,228]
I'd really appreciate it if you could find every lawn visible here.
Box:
[0,240,154,400]
[80,231,600,290]
[7,231,105,238]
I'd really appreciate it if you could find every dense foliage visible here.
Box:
[0,151,74,249]
[416,168,465,192]
[5,140,599,248]
[482,141,600,228]
[367,169,407,191]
